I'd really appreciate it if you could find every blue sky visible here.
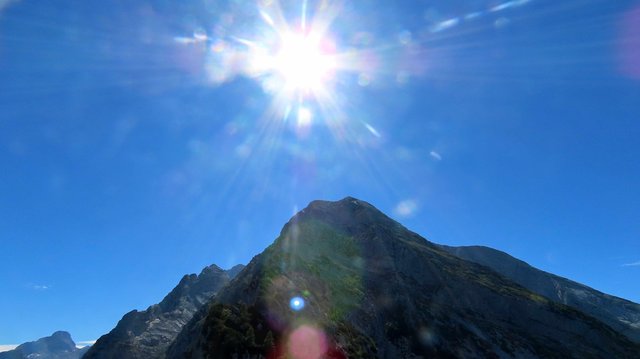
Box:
[1,0,639,346]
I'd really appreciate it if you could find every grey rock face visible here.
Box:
[440,244,640,343]
[167,197,640,358]
[83,264,243,359]
[0,331,88,359]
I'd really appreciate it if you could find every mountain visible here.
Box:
[83,264,244,359]
[0,331,89,359]
[439,244,640,342]
[166,197,640,358]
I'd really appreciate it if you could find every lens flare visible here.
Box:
[227,0,350,130]
[287,325,328,359]
[290,296,306,311]
[297,107,313,126]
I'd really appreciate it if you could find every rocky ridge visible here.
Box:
[440,244,640,342]
[166,197,640,358]
[83,264,243,359]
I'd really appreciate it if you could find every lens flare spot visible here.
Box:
[364,122,380,138]
[419,327,438,347]
[394,199,418,218]
[288,325,327,359]
[290,296,305,311]
[357,73,371,87]
[297,107,313,127]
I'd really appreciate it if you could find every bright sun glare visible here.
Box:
[173,0,547,140]
[189,1,349,131]
[231,2,346,127]
[274,32,336,94]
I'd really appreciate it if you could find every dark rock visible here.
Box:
[440,244,640,342]
[83,264,244,359]
[167,197,640,358]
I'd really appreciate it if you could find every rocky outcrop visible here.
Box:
[167,197,640,358]
[83,264,243,359]
[0,331,89,359]
[440,244,640,343]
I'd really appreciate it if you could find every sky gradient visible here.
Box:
[1,0,639,346]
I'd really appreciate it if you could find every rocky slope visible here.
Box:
[440,244,640,342]
[83,264,243,359]
[166,197,640,358]
[0,331,88,359]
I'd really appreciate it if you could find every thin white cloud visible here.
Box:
[429,151,442,161]
[430,18,460,33]
[174,36,200,44]
[29,284,51,291]
[174,29,208,44]
[0,344,18,353]
[622,261,640,267]
[76,340,97,348]
[428,0,534,33]
[464,12,483,20]
[491,0,532,12]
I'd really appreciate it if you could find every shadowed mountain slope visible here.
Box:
[83,264,243,359]
[439,244,640,343]
[167,197,640,358]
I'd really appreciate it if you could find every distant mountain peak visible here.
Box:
[49,331,73,341]
[199,263,224,276]
[0,331,87,359]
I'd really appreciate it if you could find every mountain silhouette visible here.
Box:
[0,331,88,359]
[84,264,243,359]
[165,197,639,358]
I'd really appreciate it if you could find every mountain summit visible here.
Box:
[0,331,88,359]
[166,197,640,358]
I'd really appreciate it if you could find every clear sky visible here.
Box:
[1,0,639,346]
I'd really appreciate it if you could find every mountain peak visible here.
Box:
[199,263,224,276]
[287,197,426,248]
[305,196,370,211]
[296,197,390,227]
[168,197,640,358]
[39,331,75,350]
[50,330,72,339]
[0,331,85,359]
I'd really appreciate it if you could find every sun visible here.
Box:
[273,32,336,95]
[218,1,348,129]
